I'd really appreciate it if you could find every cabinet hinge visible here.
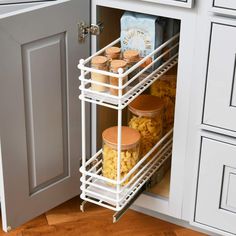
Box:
[78,21,104,43]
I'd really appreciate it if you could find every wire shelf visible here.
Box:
[80,130,173,211]
[78,34,179,110]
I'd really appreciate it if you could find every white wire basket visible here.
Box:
[78,34,179,110]
[78,33,178,216]
[80,130,173,212]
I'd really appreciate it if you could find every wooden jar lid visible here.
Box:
[110,60,127,72]
[123,50,140,62]
[102,126,140,150]
[128,95,164,117]
[91,56,108,65]
[105,47,121,55]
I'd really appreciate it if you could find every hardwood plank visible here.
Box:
[0,197,207,236]
[0,215,48,236]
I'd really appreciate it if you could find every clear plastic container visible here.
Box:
[102,126,141,185]
[128,95,164,158]
[109,60,128,96]
[91,56,109,92]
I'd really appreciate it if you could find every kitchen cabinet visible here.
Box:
[0,0,198,231]
[1,0,236,235]
[187,0,236,235]
[0,0,90,231]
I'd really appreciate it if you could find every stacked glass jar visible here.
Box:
[128,95,164,159]
[102,126,141,185]
[91,47,141,96]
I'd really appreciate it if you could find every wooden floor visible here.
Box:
[0,197,207,236]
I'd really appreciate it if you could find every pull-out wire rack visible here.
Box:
[78,33,179,221]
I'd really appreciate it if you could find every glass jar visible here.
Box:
[128,95,164,158]
[102,126,141,185]
[110,60,128,96]
[91,56,109,92]
[150,74,177,134]
[105,47,121,61]
[123,50,140,81]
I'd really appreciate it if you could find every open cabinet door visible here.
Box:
[0,0,90,232]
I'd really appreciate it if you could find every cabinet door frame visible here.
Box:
[92,0,197,219]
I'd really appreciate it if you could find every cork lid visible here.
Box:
[123,50,140,62]
[128,95,164,117]
[105,47,121,55]
[102,126,140,150]
[110,60,127,72]
[91,56,108,65]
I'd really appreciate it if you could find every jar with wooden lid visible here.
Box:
[128,95,164,158]
[91,56,109,92]
[105,47,121,61]
[123,49,140,81]
[102,126,141,185]
[110,60,128,96]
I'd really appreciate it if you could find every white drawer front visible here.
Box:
[139,0,193,8]
[213,0,236,11]
[203,23,236,132]
[195,137,236,235]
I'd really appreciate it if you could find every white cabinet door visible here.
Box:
[203,23,236,132]
[195,137,236,235]
[0,0,90,231]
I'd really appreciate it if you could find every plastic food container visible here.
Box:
[102,126,141,185]
[91,56,109,92]
[128,95,164,158]
[105,47,121,61]
[109,60,128,96]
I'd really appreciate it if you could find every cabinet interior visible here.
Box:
[96,6,180,200]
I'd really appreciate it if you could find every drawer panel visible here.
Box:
[195,137,236,235]
[203,22,236,132]
[221,167,236,213]
[213,0,236,13]
[140,0,194,8]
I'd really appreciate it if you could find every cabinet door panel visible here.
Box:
[0,0,90,231]
[195,137,236,235]
[22,33,68,192]
[203,23,236,132]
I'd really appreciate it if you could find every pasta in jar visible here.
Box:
[102,126,140,185]
[128,95,164,158]
[150,74,177,134]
